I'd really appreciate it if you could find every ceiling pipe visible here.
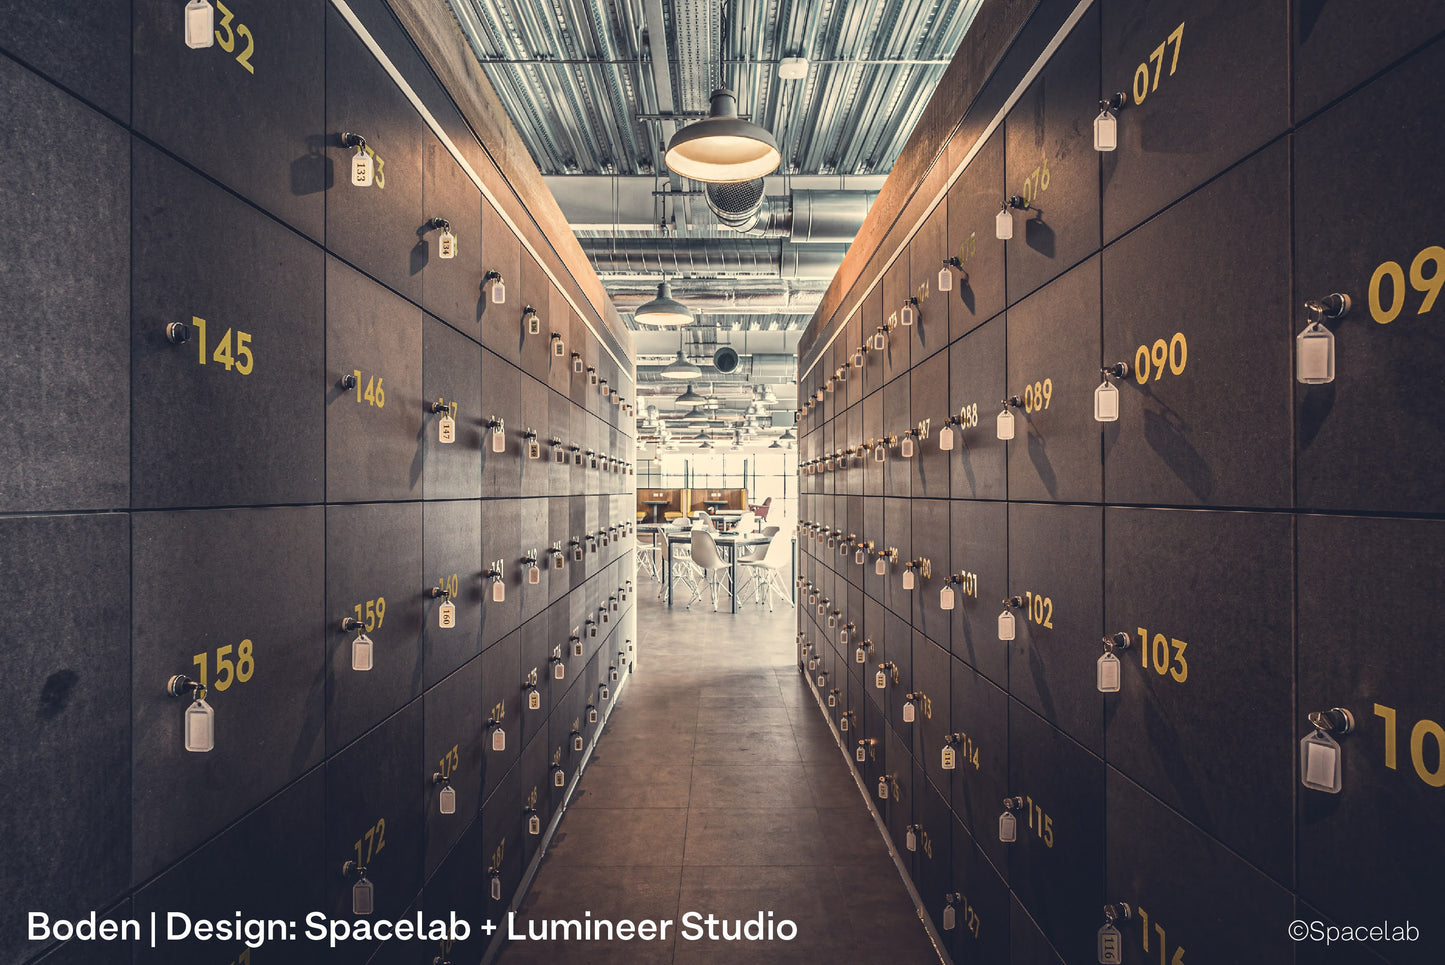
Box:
[612,290,822,314]
[585,239,847,279]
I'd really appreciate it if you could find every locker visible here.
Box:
[1298,515,1445,960]
[423,656,483,877]
[949,657,1010,877]
[881,257,912,384]
[845,407,865,496]
[0,0,128,121]
[479,499,522,651]
[912,762,953,936]
[519,614,551,750]
[132,143,325,509]
[519,376,551,498]
[324,700,425,964]
[0,515,130,960]
[481,629,523,800]
[480,349,520,496]
[947,314,1007,501]
[947,500,1007,685]
[548,495,573,603]
[1295,40,1445,515]
[883,728,913,857]
[131,507,324,883]
[1292,0,1445,121]
[422,818,487,965]
[481,758,525,938]
[134,0,325,239]
[910,500,951,649]
[1100,0,1288,242]
[1008,898,1067,965]
[518,729,552,867]
[1104,507,1293,882]
[883,496,913,621]
[912,635,953,801]
[1007,502,1103,754]
[1003,5,1101,303]
[325,502,424,752]
[862,287,886,398]
[132,772,324,965]
[421,136,484,338]
[325,257,424,503]
[325,3,424,300]
[948,819,1010,965]
[1006,700,1104,965]
[910,352,951,498]
[1102,142,1292,508]
[881,607,913,729]
[1005,257,1103,504]
[423,501,481,686]
[908,211,948,364]
[422,316,483,501]
[548,302,575,397]
[1106,768,1295,964]
[945,128,1006,341]
[516,255,551,381]
[549,393,573,497]
[846,309,864,410]
[0,58,129,514]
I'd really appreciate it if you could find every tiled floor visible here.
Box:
[494,571,941,964]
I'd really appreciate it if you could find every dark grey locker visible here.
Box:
[0,58,129,513]
[422,316,483,501]
[945,128,1006,342]
[134,0,325,238]
[0,0,128,120]
[132,143,325,509]
[131,507,325,883]
[423,656,483,877]
[421,136,484,340]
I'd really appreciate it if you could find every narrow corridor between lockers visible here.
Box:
[494,585,938,965]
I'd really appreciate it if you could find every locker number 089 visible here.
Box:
[1022,380,1052,413]
[1369,245,1444,324]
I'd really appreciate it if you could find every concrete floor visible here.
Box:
[494,571,941,965]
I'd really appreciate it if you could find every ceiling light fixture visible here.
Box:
[659,337,702,381]
[674,384,705,405]
[632,281,693,326]
[665,88,781,183]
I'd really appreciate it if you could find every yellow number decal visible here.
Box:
[1132,22,1184,106]
[1375,703,1445,787]
[192,639,256,691]
[1133,333,1187,384]
[354,596,386,632]
[234,23,255,74]
[214,1,235,51]
[1370,261,1406,324]
[1371,246,1444,323]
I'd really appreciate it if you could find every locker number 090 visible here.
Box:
[1134,333,1188,384]
[1369,245,1444,324]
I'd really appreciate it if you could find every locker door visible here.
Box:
[948,313,1007,502]
[421,137,484,340]
[945,128,1006,342]
[910,352,951,499]
[422,316,483,501]
[423,499,483,688]
[949,657,1010,878]
[908,214,948,365]
[423,656,483,877]
[0,0,128,119]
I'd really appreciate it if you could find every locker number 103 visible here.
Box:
[1375,703,1445,787]
[1137,628,1188,684]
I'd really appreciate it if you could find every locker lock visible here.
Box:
[855,639,874,663]
[426,217,451,232]
[903,692,923,723]
[995,196,1028,240]
[900,296,920,327]
[856,738,876,762]
[840,709,855,733]
[427,585,446,599]
[165,321,191,344]
[827,688,839,708]
[938,256,968,293]
[1100,362,1131,382]
[339,372,358,390]
[340,615,365,632]
[1094,92,1128,152]
[1306,293,1351,322]
[340,132,368,150]
[876,662,898,689]
[482,270,506,304]
[1102,631,1131,652]
[1309,707,1355,736]
[855,540,874,564]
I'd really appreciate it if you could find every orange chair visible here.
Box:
[747,496,772,522]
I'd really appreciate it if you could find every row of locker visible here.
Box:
[1,52,635,516]
[3,509,638,965]
[791,509,1441,964]
[798,23,1445,516]
[0,0,623,370]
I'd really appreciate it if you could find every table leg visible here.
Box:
[730,544,739,614]
[667,539,675,606]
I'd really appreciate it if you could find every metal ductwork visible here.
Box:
[586,240,847,280]
[611,289,822,315]
[705,178,767,231]
[637,353,798,382]
[708,189,878,241]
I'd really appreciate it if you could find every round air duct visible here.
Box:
[706,178,766,231]
[713,346,740,373]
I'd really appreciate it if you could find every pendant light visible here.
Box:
[660,333,702,380]
[633,281,693,326]
[665,88,781,183]
[674,383,705,405]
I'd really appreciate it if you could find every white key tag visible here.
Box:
[839,715,849,732]
[938,425,955,451]
[998,810,1017,843]
[998,609,1016,641]
[573,732,585,752]
[939,266,953,293]
[1301,728,1343,793]
[491,578,505,603]
[1098,924,1123,964]
[855,646,866,664]
[808,657,818,672]
[839,627,849,645]
[856,743,867,763]
[996,407,1015,440]
[491,421,506,453]
[942,745,956,770]
[906,827,917,851]
[554,767,566,787]
[875,669,887,690]
[903,699,916,723]
[827,690,837,708]
[942,901,956,931]
[439,783,457,814]
[527,687,541,711]
[855,548,866,565]
[815,672,825,687]
[1297,320,1335,384]
[491,724,506,752]
[352,875,375,916]
[352,633,374,672]
[553,659,565,680]
[573,544,584,562]
[1097,652,1121,693]
[1094,380,1120,423]
[351,147,374,187]
[573,638,584,657]
[601,685,610,700]
[438,413,456,444]
[438,599,456,629]
[877,776,889,800]
[528,438,541,459]
[438,229,457,259]
[940,585,956,610]
[490,874,503,901]
[902,568,916,590]
[528,812,541,835]
[185,0,216,48]
[527,564,540,585]
[184,691,215,753]
[553,551,564,571]
[901,435,915,458]
[875,557,887,576]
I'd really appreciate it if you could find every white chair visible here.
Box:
[739,533,794,612]
[685,529,732,611]
[636,529,662,584]
[761,525,781,538]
